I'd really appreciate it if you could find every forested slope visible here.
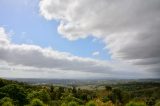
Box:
[0,78,160,106]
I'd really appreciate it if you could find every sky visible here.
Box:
[0,0,160,79]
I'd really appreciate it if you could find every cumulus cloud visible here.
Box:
[40,0,160,77]
[0,28,10,45]
[1,27,147,78]
[0,27,109,73]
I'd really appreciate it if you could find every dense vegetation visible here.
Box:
[0,78,160,106]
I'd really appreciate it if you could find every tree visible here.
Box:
[0,92,8,99]
[0,79,8,87]
[72,86,77,96]
[27,90,51,104]
[0,97,14,106]
[0,84,27,105]
[109,89,122,104]
[105,86,112,92]
[50,86,54,93]
[29,98,46,106]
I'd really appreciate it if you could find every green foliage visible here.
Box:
[125,101,146,106]
[68,101,78,106]
[61,102,67,106]
[86,101,96,106]
[61,90,83,105]
[29,98,46,106]
[0,92,8,99]
[0,97,14,106]
[76,89,96,101]
[27,89,51,104]
[0,78,160,106]
[49,100,61,106]
[0,84,27,105]
[2,101,14,106]
[50,86,65,100]
[105,86,112,91]
[102,96,110,102]
[0,79,12,88]
[72,86,77,95]
[155,100,160,106]
[146,97,156,106]
[109,89,122,103]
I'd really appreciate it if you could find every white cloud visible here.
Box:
[40,0,160,77]
[0,27,149,78]
[0,27,10,45]
[92,51,99,56]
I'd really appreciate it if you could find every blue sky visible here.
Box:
[0,0,110,60]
